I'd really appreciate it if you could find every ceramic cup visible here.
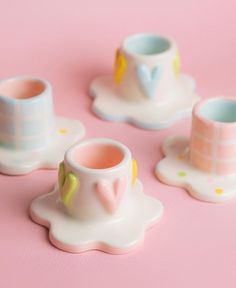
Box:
[190,97,236,175]
[0,76,54,150]
[91,32,198,130]
[115,33,181,102]
[58,138,134,221]
[31,137,163,253]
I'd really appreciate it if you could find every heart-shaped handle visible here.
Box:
[132,159,138,186]
[136,64,162,98]
[173,51,181,76]
[95,176,126,214]
[114,49,127,84]
[58,162,78,207]
[58,162,66,189]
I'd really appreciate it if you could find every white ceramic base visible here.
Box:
[90,75,199,130]
[155,136,236,203]
[0,117,85,175]
[30,180,163,254]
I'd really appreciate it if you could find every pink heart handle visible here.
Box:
[95,176,126,214]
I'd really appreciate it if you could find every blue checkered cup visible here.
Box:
[0,76,85,175]
[0,76,55,150]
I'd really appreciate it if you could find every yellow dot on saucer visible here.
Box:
[178,171,186,177]
[58,128,68,135]
[173,52,181,76]
[132,159,138,186]
[114,49,127,84]
[215,188,224,195]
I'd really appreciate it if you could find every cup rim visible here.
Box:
[193,96,236,127]
[0,76,51,103]
[121,33,175,59]
[65,138,131,173]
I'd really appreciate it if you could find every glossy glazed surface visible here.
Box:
[0,0,236,287]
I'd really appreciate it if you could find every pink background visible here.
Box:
[0,0,236,287]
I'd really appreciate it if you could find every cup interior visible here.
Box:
[124,34,170,55]
[0,78,46,99]
[73,143,125,169]
[198,98,236,123]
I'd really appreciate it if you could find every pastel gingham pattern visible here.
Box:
[0,77,55,150]
[190,98,236,175]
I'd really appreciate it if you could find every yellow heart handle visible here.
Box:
[58,162,65,189]
[114,49,127,84]
[58,162,79,207]
[173,51,181,76]
[132,159,138,186]
[61,173,78,207]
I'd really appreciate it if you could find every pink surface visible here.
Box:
[0,0,236,287]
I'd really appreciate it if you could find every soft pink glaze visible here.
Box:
[217,144,236,158]
[73,143,124,169]
[192,116,215,138]
[95,177,126,213]
[0,79,45,99]
[219,125,236,140]
[190,150,212,171]
[190,97,236,175]
[190,134,213,155]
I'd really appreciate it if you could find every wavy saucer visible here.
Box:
[155,135,236,202]
[0,117,85,175]
[30,180,163,254]
[90,74,199,130]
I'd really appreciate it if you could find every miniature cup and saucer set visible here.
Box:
[156,97,236,203]
[30,138,164,254]
[90,33,199,130]
[2,32,235,255]
[0,76,85,175]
